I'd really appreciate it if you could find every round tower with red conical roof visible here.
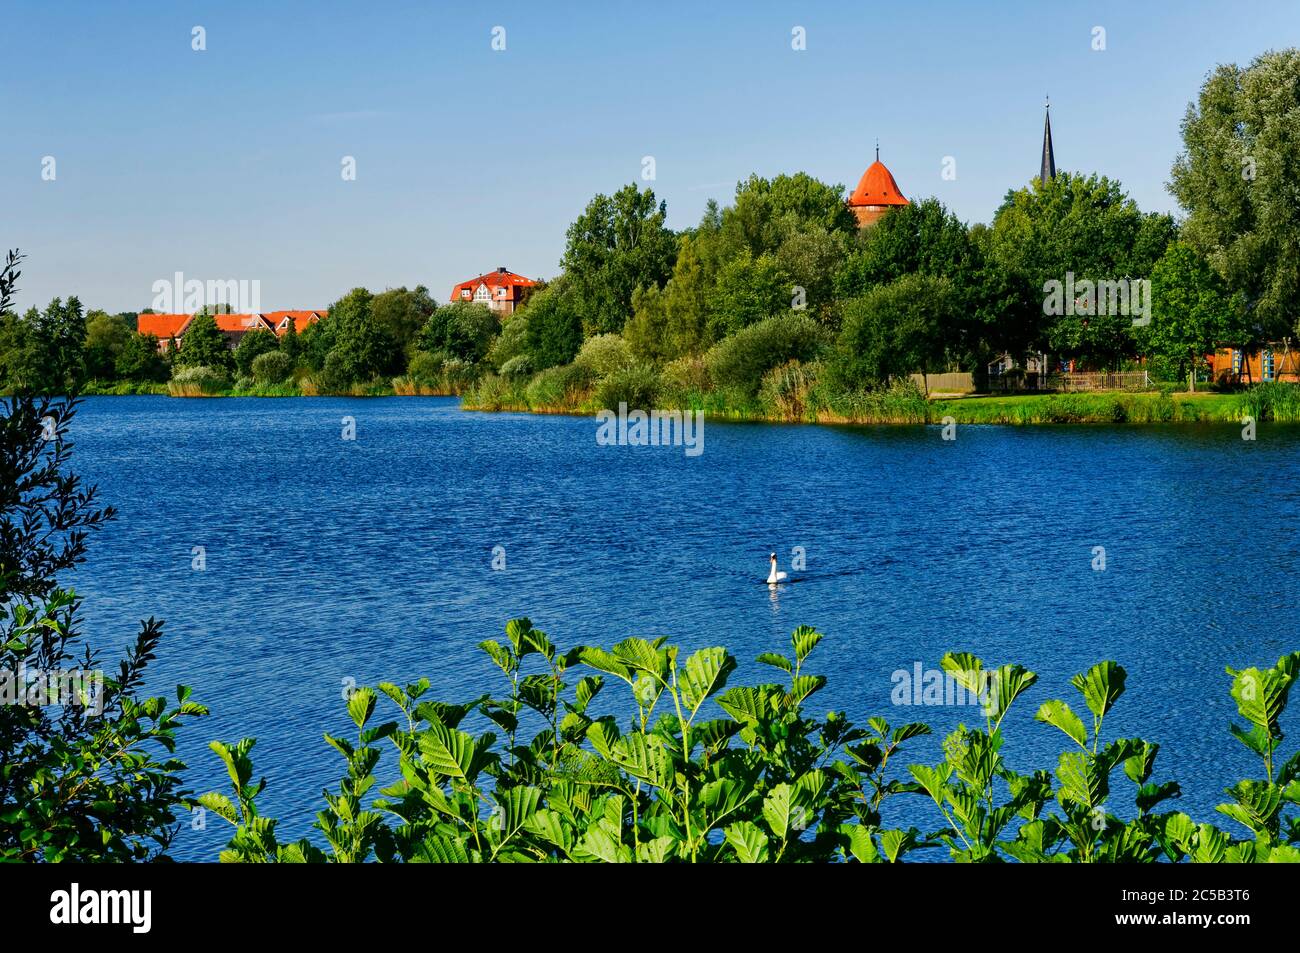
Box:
[847,144,909,228]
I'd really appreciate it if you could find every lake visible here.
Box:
[65,395,1300,861]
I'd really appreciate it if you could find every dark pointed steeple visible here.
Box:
[1040,97,1056,185]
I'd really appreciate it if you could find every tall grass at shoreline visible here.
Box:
[462,364,1291,426]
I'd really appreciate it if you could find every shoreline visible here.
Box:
[64,387,1300,426]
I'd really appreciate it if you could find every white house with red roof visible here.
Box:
[450,267,536,315]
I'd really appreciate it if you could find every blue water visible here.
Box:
[64,396,1299,861]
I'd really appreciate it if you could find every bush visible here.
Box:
[704,314,825,397]
[463,373,525,411]
[168,364,230,395]
[417,301,498,364]
[499,355,533,379]
[233,375,254,392]
[594,362,661,411]
[251,350,293,384]
[234,329,279,378]
[574,333,634,377]
[202,618,1300,864]
[659,356,711,408]
[524,362,595,407]
[487,316,529,371]
[441,358,478,390]
[406,350,445,385]
[661,356,710,394]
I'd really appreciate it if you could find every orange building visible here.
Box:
[1208,345,1300,385]
[136,313,191,347]
[135,310,324,352]
[450,267,536,314]
[847,147,909,228]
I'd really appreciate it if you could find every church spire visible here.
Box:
[1040,96,1056,185]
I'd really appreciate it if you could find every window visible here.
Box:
[1264,349,1275,381]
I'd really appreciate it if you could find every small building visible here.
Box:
[1208,345,1300,385]
[987,352,1052,390]
[847,147,910,228]
[451,267,536,314]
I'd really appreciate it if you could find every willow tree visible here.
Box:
[1170,48,1300,344]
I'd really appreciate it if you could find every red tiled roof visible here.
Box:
[451,267,536,302]
[848,160,910,208]
[211,313,275,333]
[136,313,192,339]
[264,310,326,333]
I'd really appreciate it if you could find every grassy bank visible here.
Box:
[464,374,1300,425]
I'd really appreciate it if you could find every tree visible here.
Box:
[1170,48,1300,343]
[715,172,857,262]
[773,225,851,327]
[40,297,87,392]
[372,285,438,354]
[624,233,713,362]
[322,288,395,386]
[298,318,335,372]
[278,318,301,363]
[0,298,87,393]
[660,235,712,357]
[836,197,991,360]
[1146,242,1244,390]
[115,333,169,382]
[83,311,132,380]
[173,312,233,372]
[706,252,793,340]
[522,279,583,369]
[234,328,278,378]
[624,285,672,364]
[988,172,1175,367]
[416,301,497,364]
[560,183,677,336]
[0,250,206,860]
[834,275,960,390]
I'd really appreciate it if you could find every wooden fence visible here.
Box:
[1057,371,1150,392]
[909,372,976,394]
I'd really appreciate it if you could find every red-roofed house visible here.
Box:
[137,313,192,349]
[135,311,286,353]
[264,310,327,336]
[450,267,536,315]
[211,313,277,347]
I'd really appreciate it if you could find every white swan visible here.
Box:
[767,552,788,585]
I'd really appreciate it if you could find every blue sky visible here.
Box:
[3,0,1297,314]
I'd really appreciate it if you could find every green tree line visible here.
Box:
[2,49,1296,404]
